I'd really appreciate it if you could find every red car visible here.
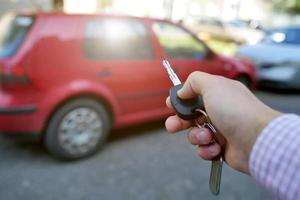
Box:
[0,12,256,159]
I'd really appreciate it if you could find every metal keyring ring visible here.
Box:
[194,108,209,126]
[194,108,226,147]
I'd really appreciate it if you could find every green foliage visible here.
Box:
[273,0,300,14]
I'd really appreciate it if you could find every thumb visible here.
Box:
[177,71,212,99]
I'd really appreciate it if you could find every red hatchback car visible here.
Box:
[0,12,256,159]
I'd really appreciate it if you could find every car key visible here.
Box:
[163,60,224,195]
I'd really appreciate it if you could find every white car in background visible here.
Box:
[238,26,300,90]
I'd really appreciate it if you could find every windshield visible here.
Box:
[0,14,34,58]
[263,28,300,45]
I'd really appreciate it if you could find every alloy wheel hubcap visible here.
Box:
[58,107,103,155]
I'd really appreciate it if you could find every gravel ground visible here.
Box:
[0,90,299,200]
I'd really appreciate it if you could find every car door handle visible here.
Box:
[97,69,112,77]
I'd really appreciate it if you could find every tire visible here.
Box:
[236,75,252,89]
[44,98,111,160]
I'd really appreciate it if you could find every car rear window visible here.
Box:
[0,14,34,58]
[152,21,206,59]
[82,18,153,60]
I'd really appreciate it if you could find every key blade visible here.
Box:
[163,60,181,86]
[210,156,223,195]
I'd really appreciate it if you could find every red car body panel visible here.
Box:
[0,12,256,133]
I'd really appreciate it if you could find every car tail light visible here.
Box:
[0,64,30,85]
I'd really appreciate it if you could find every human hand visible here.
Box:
[165,72,281,174]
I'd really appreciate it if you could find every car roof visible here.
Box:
[13,10,172,23]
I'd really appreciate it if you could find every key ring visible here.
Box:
[194,108,213,130]
[194,109,209,127]
[193,108,226,148]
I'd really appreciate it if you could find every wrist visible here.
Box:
[247,109,282,159]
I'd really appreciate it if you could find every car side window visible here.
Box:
[152,21,206,59]
[83,18,153,60]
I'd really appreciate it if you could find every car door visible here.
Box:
[151,21,221,82]
[81,17,169,115]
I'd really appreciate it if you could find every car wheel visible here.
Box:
[236,75,252,89]
[44,98,111,160]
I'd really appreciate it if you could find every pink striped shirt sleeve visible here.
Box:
[249,114,300,200]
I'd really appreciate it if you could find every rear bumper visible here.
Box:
[0,87,47,134]
[0,104,44,134]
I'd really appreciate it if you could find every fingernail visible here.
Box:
[208,146,217,155]
[196,130,206,142]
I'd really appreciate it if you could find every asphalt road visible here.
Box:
[0,90,300,200]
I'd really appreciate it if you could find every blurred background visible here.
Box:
[2,0,300,55]
[0,0,300,199]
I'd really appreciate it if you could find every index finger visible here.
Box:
[166,96,172,109]
[165,115,192,133]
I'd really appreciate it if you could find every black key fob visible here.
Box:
[170,84,204,120]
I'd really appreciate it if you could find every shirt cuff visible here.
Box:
[249,114,300,200]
